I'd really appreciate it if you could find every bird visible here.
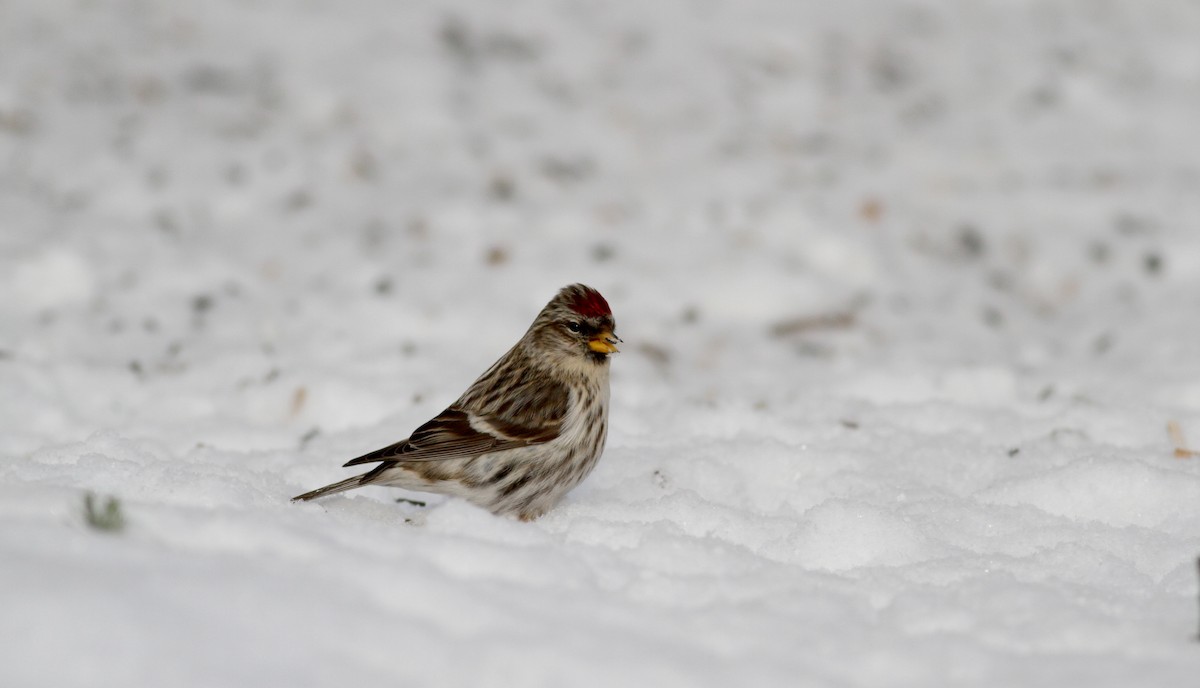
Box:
[292,283,620,521]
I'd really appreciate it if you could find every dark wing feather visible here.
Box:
[344,346,571,467]
[342,406,559,467]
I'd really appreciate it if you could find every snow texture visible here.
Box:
[3,0,1200,686]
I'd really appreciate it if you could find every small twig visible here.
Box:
[1167,421,1199,459]
[290,386,308,418]
[1195,556,1200,642]
[769,312,856,338]
[395,498,427,507]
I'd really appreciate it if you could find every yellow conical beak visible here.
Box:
[588,330,621,354]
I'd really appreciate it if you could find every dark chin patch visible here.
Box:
[586,350,608,364]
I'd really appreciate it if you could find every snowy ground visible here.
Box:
[3,0,1200,685]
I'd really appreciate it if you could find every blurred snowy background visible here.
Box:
[2,0,1200,685]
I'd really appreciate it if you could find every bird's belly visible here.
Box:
[375,405,608,520]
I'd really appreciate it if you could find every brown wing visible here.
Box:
[345,343,572,467]
[342,406,560,467]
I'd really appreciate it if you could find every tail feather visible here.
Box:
[292,473,370,502]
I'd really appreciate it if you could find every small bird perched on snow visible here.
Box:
[293,284,620,521]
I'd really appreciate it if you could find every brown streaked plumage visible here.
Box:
[292,284,620,521]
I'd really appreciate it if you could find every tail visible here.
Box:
[292,473,371,502]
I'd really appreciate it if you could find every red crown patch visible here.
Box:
[567,286,611,318]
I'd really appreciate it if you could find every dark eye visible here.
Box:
[566,321,581,333]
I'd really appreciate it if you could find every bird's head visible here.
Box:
[528,284,621,367]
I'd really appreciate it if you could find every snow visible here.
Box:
[3,0,1200,685]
